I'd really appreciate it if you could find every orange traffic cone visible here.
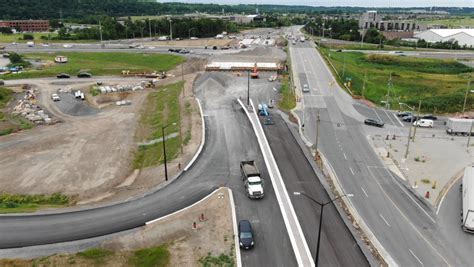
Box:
[192,222,197,229]
[425,191,430,199]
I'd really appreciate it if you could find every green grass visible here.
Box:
[133,81,183,169]
[0,32,97,43]
[279,74,296,111]
[129,245,170,267]
[2,52,185,80]
[419,16,474,28]
[0,192,71,213]
[199,252,235,267]
[320,47,474,113]
[78,248,114,265]
[0,87,13,108]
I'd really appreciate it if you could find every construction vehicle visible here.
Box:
[250,63,259,79]
[258,103,274,125]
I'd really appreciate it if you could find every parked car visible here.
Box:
[413,119,434,128]
[238,220,254,250]
[397,111,412,117]
[179,49,190,54]
[56,73,70,79]
[190,37,199,40]
[364,118,385,127]
[422,114,437,120]
[51,93,60,101]
[302,84,310,93]
[77,72,92,78]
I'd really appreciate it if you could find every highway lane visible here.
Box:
[264,114,369,266]
[289,32,460,265]
[0,72,296,267]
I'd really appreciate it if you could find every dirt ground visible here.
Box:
[0,188,235,267]
[0,58,205,205]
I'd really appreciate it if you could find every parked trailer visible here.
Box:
[447,118,474,136]
[462,165,474,233]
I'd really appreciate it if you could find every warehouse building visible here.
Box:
[0,20,49,32]
[414,29,474,47]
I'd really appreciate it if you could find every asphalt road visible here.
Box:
[288,26,462,266]
[264,114,369,266]
[0,72,296,267]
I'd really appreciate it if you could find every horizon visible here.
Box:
[159,0,473,8]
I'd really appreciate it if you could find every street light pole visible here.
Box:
[412,100,421,142]
[293,192,353,267]
[400,102,416,159]
[462,78,471,114]
[161,123,176,181]
[315,110,320,155]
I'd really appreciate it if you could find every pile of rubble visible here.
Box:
[97,80,154,94]
[12,89,53,124]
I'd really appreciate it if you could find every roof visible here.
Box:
[426,29,474,38]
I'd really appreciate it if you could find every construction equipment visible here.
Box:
[258,103,274,125]
[250,63,259,79]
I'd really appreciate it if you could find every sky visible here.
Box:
[160,0,474,7]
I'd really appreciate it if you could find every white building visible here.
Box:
[414,29,474,47]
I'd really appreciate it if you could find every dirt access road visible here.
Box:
[0,61,204,205]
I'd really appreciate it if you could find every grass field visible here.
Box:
[320,47,474,113]
[279,74,296,111]
[0,32,97,43]
[1,245,170,266]
[2,52,184,80]
[134,81,183,169]
[419,17,474,28]
[0,193,71,213]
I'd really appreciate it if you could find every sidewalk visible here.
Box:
[371,129,474,206]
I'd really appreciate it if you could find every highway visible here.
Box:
[288,26,461,266]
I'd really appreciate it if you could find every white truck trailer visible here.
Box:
[240,160,264,199]
[462,165,474,233]
[446,118,474,136]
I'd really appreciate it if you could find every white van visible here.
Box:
[413,119,434,128]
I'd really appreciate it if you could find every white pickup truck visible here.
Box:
[240,160,264,199]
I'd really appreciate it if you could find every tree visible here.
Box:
[22,34,34,40]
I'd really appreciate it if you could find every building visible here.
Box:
[359,11,426,32]
[231,15,266,24]
[0,20,49,32]
[414,29,474,47]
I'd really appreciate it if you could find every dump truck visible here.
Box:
[446,118,474,136]
[240,160,264,199]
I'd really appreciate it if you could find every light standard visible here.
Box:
[400,102,415,159]
[168,18,173,40]
[162,122,176,181]
[293,191,353,267]
[188,27,195,39]
[462,78,472,114]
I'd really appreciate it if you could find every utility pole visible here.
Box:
[148,19,152,39]
[98,20,103,45]
[181,65,185,98]
[412,100,422,142]
[315,110,320,155]
[405,116,414,159]
[362,70,367,98]
[462,78,471,114]
[467,120,473,148]
[169,19,173,40]
[386,72,392,110]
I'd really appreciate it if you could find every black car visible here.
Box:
[364,118,384,127]
[397,111,412,117]
[56,73,70,79]
[422,114,437,120]
[238,220,254,250]
[77,72,92,78]
[402,115,419,122]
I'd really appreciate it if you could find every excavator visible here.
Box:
[250,63,259,79]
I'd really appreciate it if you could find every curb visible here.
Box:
[184,97,205,171]
[228,188,242,267]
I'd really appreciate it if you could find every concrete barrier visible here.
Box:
[184,98,205,172]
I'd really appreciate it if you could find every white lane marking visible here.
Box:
[436,174,463,215]
[383,168,436,224]
[367,167,450,266]
[373,108,383,122]
[393,113,404,127]
[343,152,347,160]
[361,187,369,197]
[350,167,355,176]
[409,249,425,267]
[379,214,391,227]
